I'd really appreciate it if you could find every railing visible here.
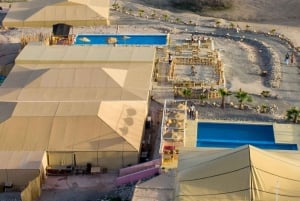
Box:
[119,159,161,177]
[115,167,160,186]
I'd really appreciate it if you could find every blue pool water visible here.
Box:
[74,34,168,45]
[197,122,298,150]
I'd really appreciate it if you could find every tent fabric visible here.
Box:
[0,151,46,189]
[21,175,42,201]
[0,44,154,169]
[176,145,300,201]
[2,0,110,27]
[132,173,176,201]
[0,151,46,169]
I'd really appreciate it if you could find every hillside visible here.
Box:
[136,0,300,26]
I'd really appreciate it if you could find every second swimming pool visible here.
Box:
[197,122,298,150]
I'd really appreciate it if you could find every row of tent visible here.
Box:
[133,145,300,201]
[2,0,110,27]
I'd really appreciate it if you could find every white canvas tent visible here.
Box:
[3,0,110,27]
[176,145,300,201]
[0,44,156,170]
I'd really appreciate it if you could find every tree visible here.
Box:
[199,93,207,104]
[270,29,276,35]
[138,9,144,17]
[286,107,300,123]
[162,14,169,21]
[234,88,252,109]
[215,20,221,28]
[151,11,156,19]
[182,88,192,99]
[128,8,133,15]
[229,22,235,29]
[218,88,232,109]
[245,24,250,31]
[112,2,120,10]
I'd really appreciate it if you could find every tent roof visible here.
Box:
[3,0,110,27]
[133,173,176,201]
[15,44,156,64]
[0,101,147,152]
[0,151,45,169]
[0,45,155,152]
[176,145,300,201]
[0,45,155,102]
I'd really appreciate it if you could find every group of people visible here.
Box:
[285,52,295,65]
[187,105,198,120]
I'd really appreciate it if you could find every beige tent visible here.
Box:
[132,172,176,201]
[176,145,300,201]
[2,0,110,27]
[0,44,156,170]
[0,151,47,189]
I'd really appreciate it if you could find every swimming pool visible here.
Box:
[74,34,169,45]
[197,122,298,150]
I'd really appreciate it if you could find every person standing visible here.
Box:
[290,52,295,64]
[285,52,290,65]
[190,105,195,119]
[168,53,173,65]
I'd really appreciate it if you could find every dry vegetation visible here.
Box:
[170,0,233,12]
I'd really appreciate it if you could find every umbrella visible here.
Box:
[79,37,90,43]
[107,37,118,44]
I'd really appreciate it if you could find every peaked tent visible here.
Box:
[2,0,110,27]
[0,44,156,170]
[176,145,300,201]
[132,172,176,201]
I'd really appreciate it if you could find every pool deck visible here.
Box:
[273,123,300,147]
[185,119,197,147]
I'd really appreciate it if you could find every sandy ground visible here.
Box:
[0,0,300,200]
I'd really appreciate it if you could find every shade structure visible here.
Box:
[176,145,300,201]
[132,173,176,201]
[2,0,110,27]
[0,44,156,170]
[0,151,47,188]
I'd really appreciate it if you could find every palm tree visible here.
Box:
[199,93,207,104]
[182,88,192,100]
[128,8,133,15]
[245,24,251,31]
[138,9,144,17]
[286,107,300,123]
[151,12,156,19]
[215,20,221,28]
[270,29,276,35]
[162,14,169,22]
[229,22,235,29]
[218,88,232,109]
[234,88,252,110]
[112,2,120,10]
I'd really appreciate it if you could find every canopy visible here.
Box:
[176,145,300,201]
[132,173,175,201]
[0,44,155,154]
[2,0,110,27]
